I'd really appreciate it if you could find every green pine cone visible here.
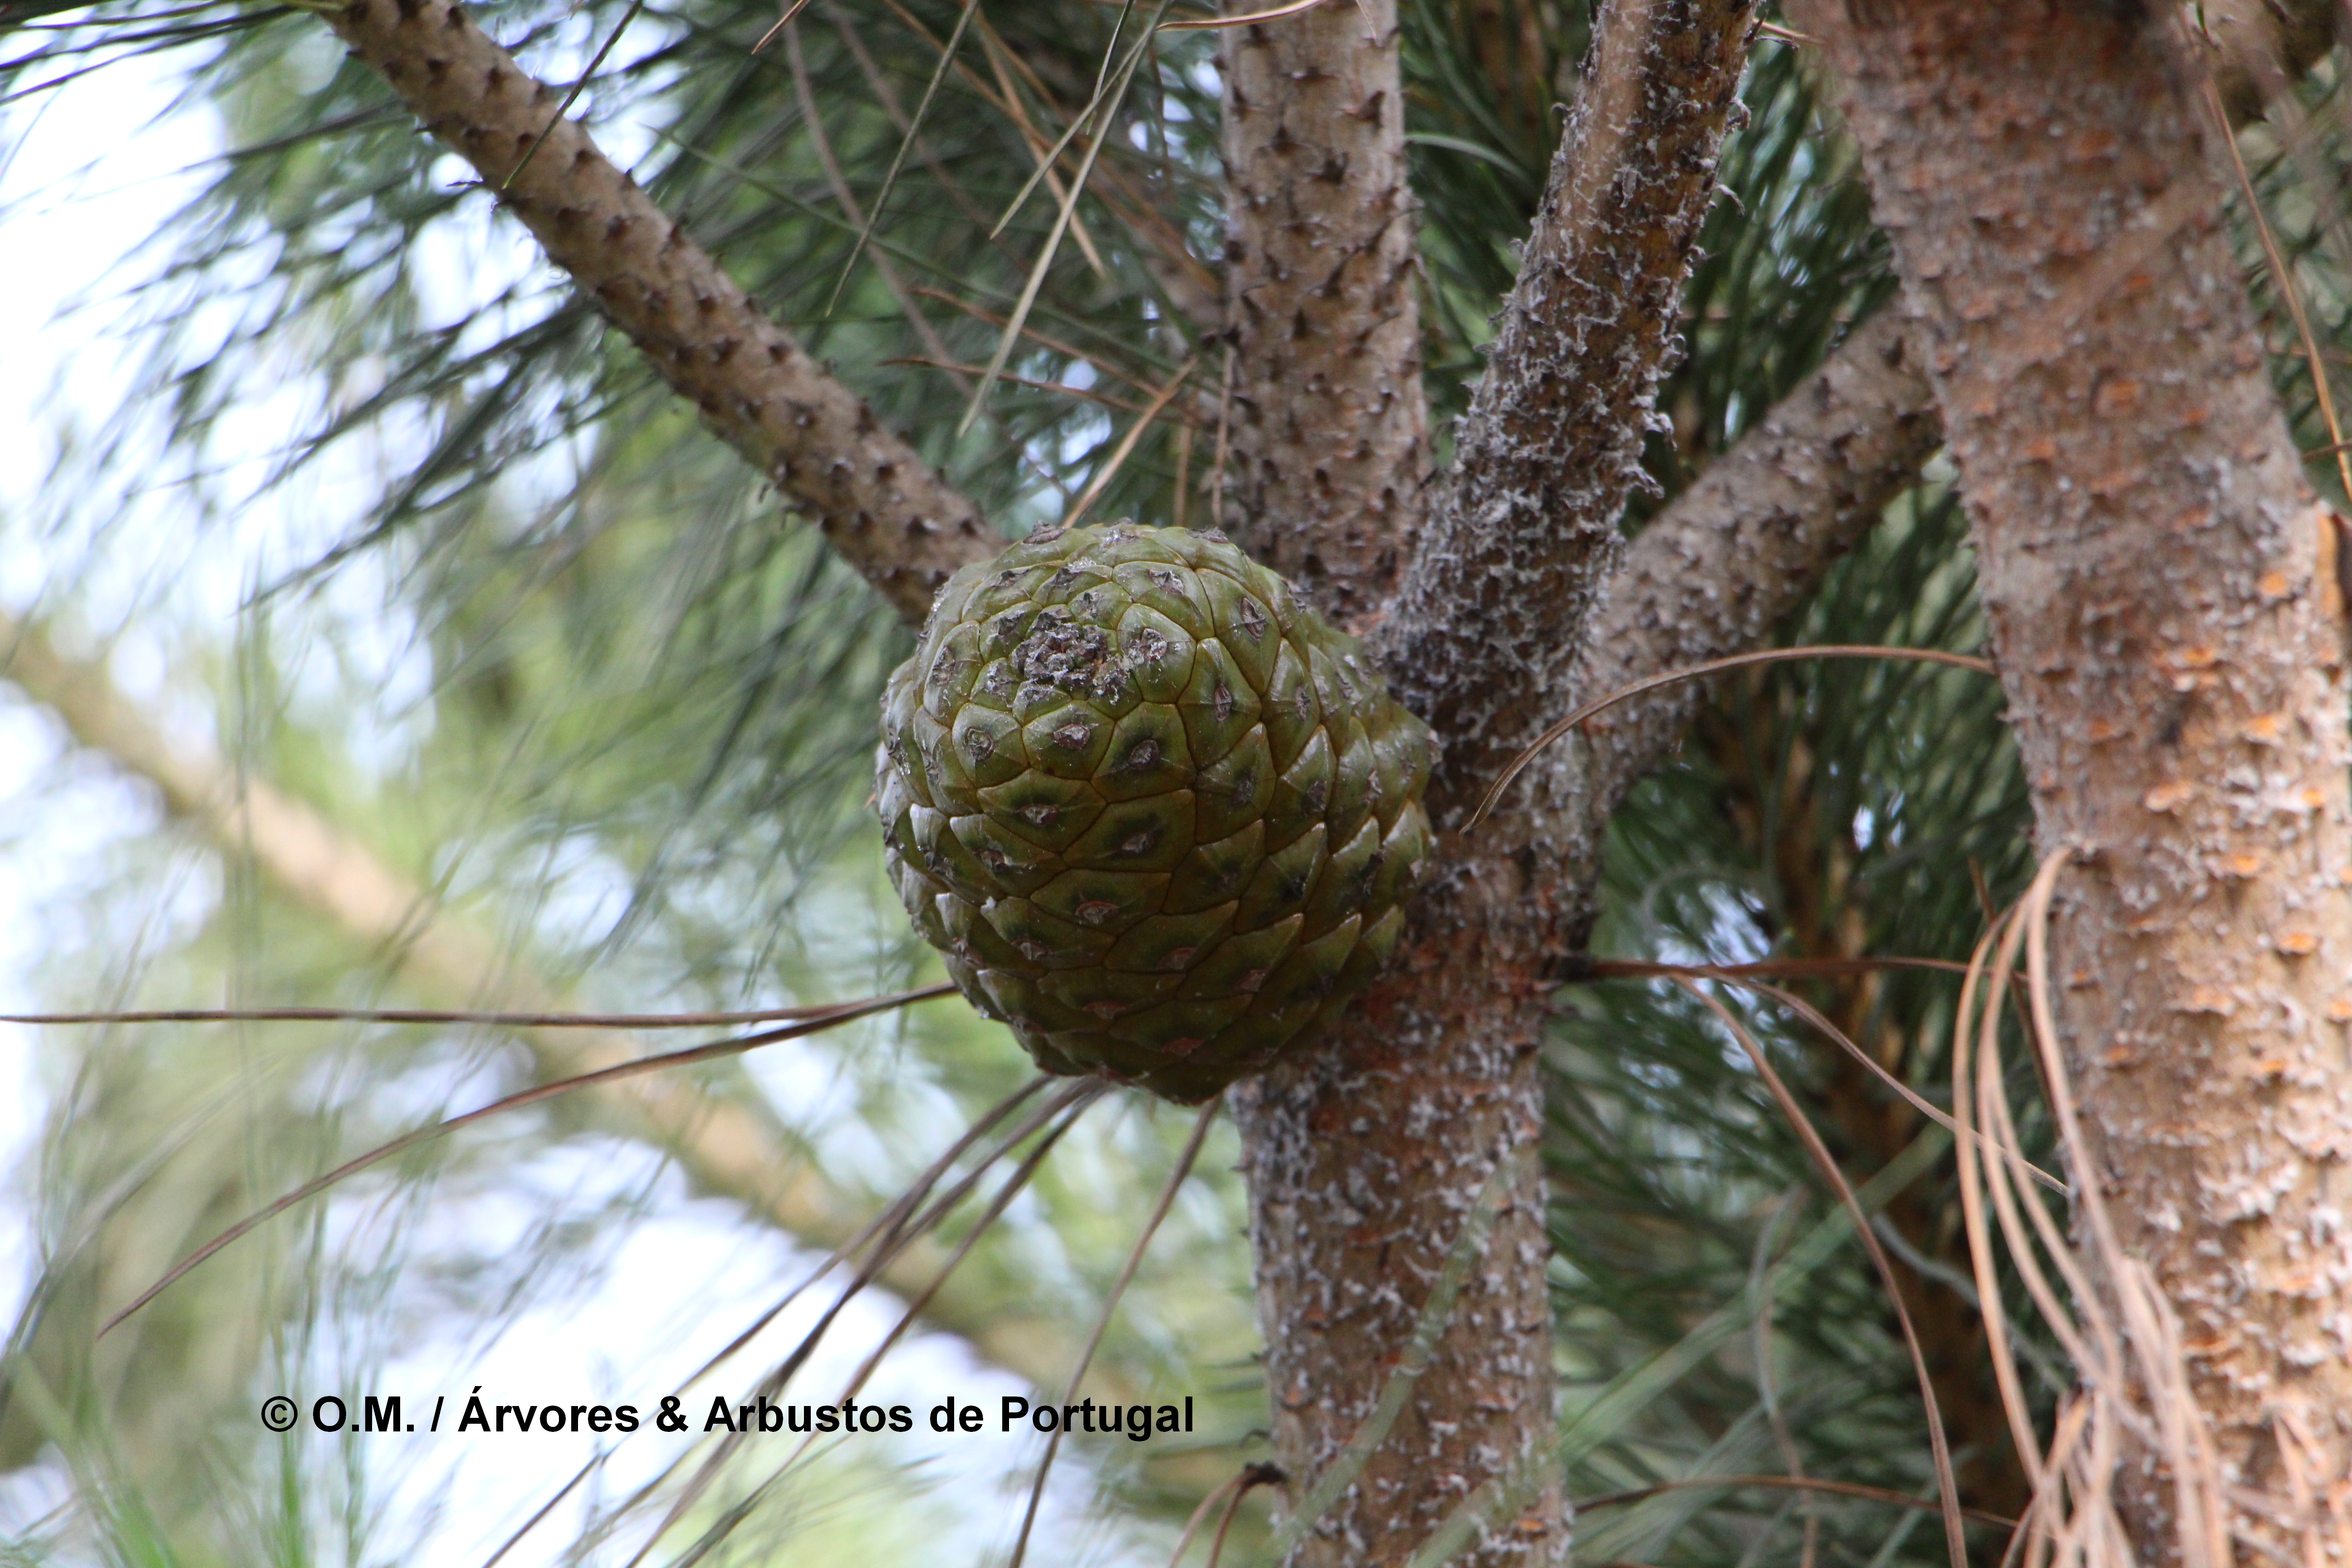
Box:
[876,521,1435,1102]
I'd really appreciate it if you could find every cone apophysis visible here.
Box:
[876,522,1434,1102]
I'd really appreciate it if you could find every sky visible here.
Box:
[0,26,1187,1568]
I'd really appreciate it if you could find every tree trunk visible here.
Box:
[1220,5,1567,1562]
[1789,0,2352,1554]
[1224,4,1757,1562]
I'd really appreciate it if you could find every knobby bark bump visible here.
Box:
[1791,0,2352,1550]
[324,0,997,622]
[1219,0,1430,627]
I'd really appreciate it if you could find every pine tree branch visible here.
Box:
[0,612,1093,1398]
[1221,7,1761,1567]
[1378,0,1764,823]
[317,0,997,622]
[2203,0,2336,126]
[1579,309,1940,811]
[1218,0,1431,626]
[1212,2,1570,1563]
[1561,4,2316,816]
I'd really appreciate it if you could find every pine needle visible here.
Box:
[819,0,985,316]
[1060,356,1197,526]
[958,0,1175,436]
[1576,1475,2014,1529]
[1,997,947,1029]
[96,985,951,1338]
[502,0,647,191]
[1676,979,1968,1568]
[1470,645,1998,830]
[637,1088,1102,1568]
[1005,1097,1219,1568]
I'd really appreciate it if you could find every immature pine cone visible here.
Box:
[876,522,1434,1102]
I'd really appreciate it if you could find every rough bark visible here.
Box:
[0,613,1101,1402]
[1380,0,1761,799]
[1788,0,2352,1553]
[1219,0,1430,629]
[1231,304,1950,1568]
[1579,308,1939,812]
[322,0,995,622]
[310,0,2169,1554]
[1226,4,1760,1564]
[1573,0,2334,814]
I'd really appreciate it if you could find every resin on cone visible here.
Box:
[876,522,1434,1102]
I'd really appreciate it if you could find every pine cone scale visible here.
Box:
[878,523,1433,1102]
